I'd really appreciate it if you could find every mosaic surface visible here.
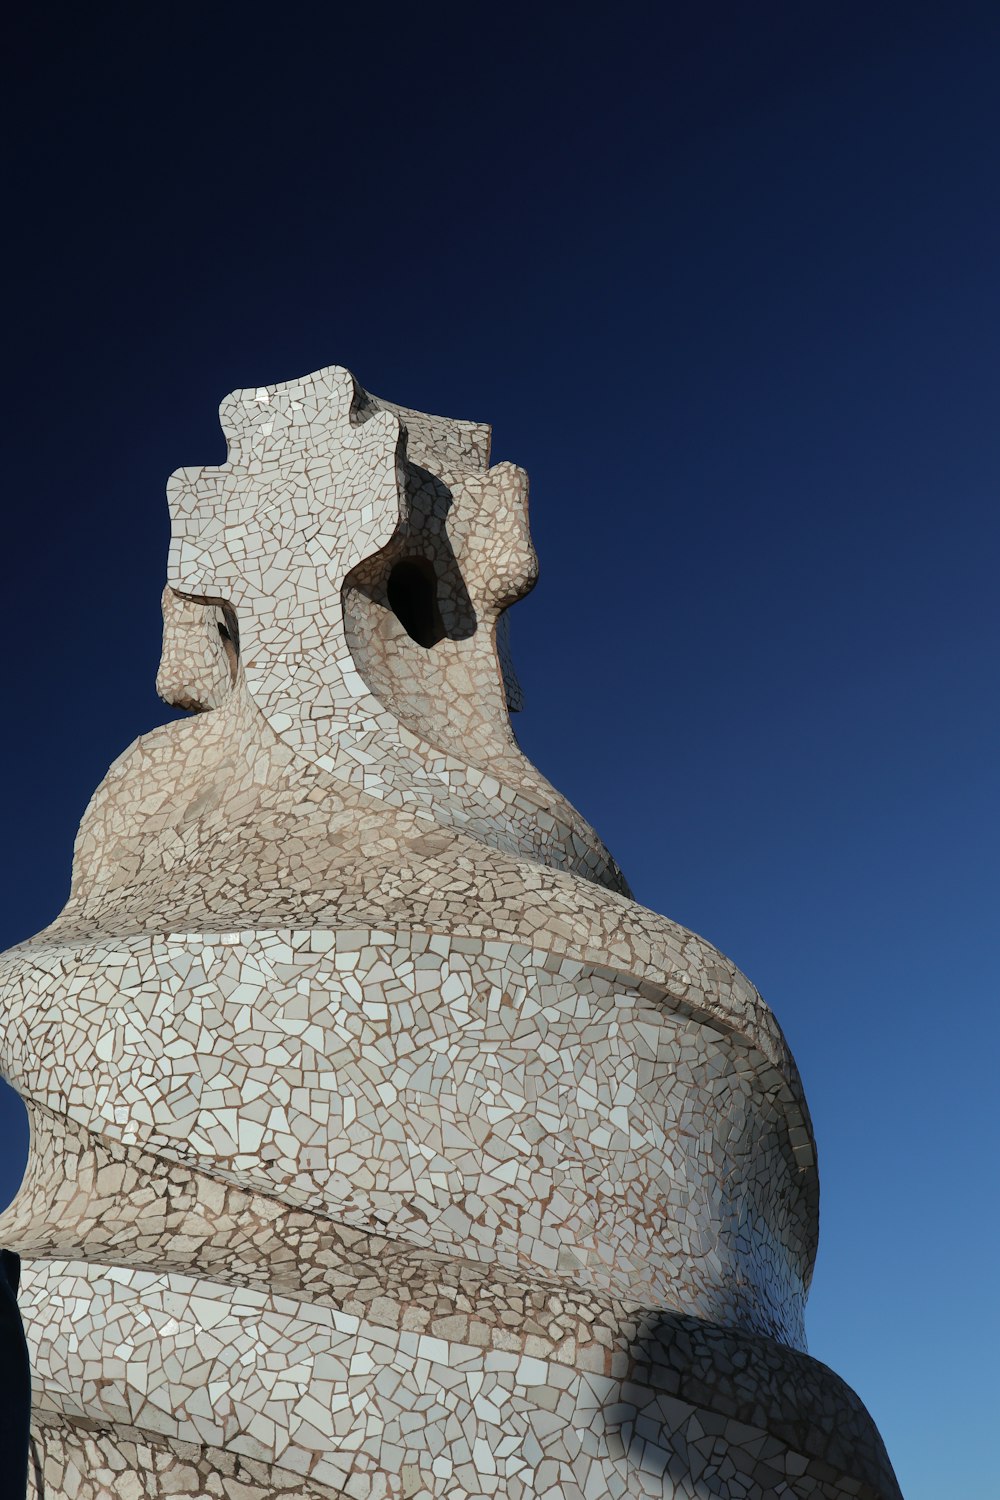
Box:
[0,367,900,1497]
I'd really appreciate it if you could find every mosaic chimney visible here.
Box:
[0,367,901,1500]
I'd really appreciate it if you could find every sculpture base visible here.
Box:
[22,1259,898,1500]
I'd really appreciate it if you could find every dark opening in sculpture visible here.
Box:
[386,556,445,648]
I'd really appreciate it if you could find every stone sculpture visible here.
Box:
[0,367,901,1498]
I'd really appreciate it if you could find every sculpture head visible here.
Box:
[154,364,626,889]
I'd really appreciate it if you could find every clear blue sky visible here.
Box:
[3,5,998,1496]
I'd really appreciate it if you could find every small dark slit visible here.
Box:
[386,558,445,648]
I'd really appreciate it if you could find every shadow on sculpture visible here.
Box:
[613,1307,901,1498]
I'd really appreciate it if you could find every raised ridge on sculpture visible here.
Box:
[0,367,901,1500]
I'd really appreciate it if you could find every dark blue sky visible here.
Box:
[3,6,999,1495]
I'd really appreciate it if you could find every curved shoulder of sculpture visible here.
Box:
[0,648,818,1313]
[2,762,818,1302]
[30,681,802,1111]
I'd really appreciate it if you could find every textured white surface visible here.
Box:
[1,368,898,1499]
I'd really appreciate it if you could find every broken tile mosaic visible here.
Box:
[0,367,900,1498]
